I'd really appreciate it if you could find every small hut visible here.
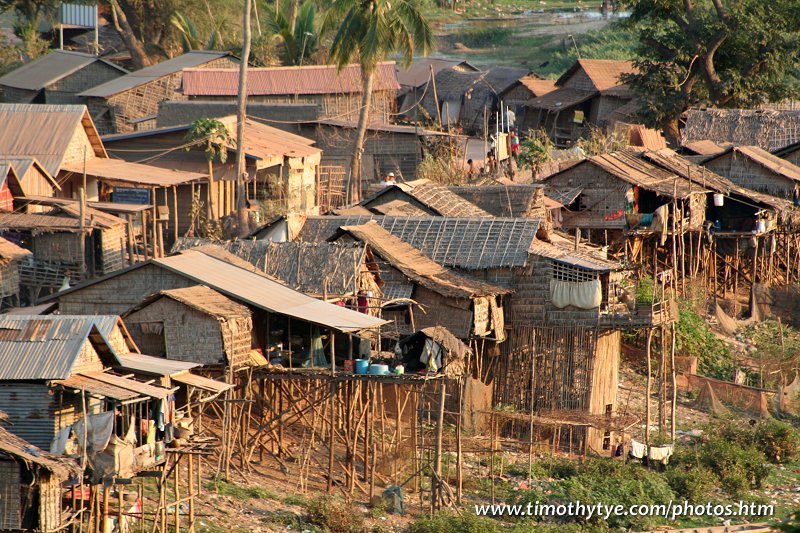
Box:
[0,236,31,307]
[124,285,254,369]
[526,59,636,146]
[0,421,79,532]
[702,145,800,199]
[359,182,491,217]
[498,76,557,130]
[79,51,240,134]
[682,107,800,151]
[397,326,470,377]
[331,222,510,339]
[0,50,126,104]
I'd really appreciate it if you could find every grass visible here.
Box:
[203,479,280,501]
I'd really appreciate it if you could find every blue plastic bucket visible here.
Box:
[355,359,369,374]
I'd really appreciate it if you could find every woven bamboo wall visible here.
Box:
[546,166,629,229]
[220,316,254,369]
[32,232,83,266]
[48,61,123,96]
[99,225,125,275]
[0,460,20,529]
[413,287,473,338]
[38,472,62,532]
[58,264,192,315]
[0,261,20,298]
[1,86,37,103]
[707,152,796,199]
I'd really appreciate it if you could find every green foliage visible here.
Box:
[754,419,800,463]
[305,495,364,533]
[635,274,655,304]
[405,512,501,533]
[264,0,320,66]
[456,26,513,49]
[674,303,735,380]
[698,438,769,496]
[535,22,637,77]
[185,118,232,164]
[522,460,674,530]
[776,510,800,533]
[576,125,629,156]
[623,0,800,131]
[170,11,220,52]
[324,0,434,71]
[666,464,717,503]
[203,479,279,500]
[517,130,553,174]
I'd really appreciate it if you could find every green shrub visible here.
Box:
[406,512,501,533]
[699,439,770,496]
[456,27,513,48]
[204,479,278,500]
[305,495,364,533]
[666,465,718,502]
[675,305,736,380]
[754,419,800,463]
[528,454,578,480]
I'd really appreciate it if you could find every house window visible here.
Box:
[602,431,611,450]
[550,261,598,282]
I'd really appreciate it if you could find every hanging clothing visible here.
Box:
[629,439,647,459]
[50,426,72,456]
[648,444,674,465]
[420,339,442,373]
[74,411,115,454]
[550,279,602,309]
[652,204,669,246]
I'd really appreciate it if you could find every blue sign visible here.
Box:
[113,187,151,205]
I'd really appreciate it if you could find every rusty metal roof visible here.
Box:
[60,157,207,187]
[0,104,106,176]
[180,62,400,96]
[153,249,387,332]
[0,315,118,380]
[0,50,126,91]
[79,51,234,98]
[516,76,557,97]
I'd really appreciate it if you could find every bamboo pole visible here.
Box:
[431,382,446,514]
[645,328,654,448]
[670,321,677,443]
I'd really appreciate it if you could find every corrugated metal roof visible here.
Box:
[0,50,125,91]
[297,216,539,269]
[361,183,492,218]
[82,370,173,398]
[115,352,198,376]
[170,371,233,393]
[180,62,400,97]
[153,249,386,332]
[60,157,207,186]
[0,104,106,176]
[338,223,510,298]
[396,58,478,88]
[0,316,102,380]
[79,51,234,98]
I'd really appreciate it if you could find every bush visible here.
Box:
[305,495,364,533]
[699,438,769,496]
[406,512,501,533]
[675,304,736,380]
[457,27,513,48]
[528,454,578,480]
[520,460,674,530]
[754,419,800,463]
[666,465,718,502]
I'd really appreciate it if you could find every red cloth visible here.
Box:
[357,295,368,314]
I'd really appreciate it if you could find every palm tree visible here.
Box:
[170,12,221,53]
[324,0,433,202]
[185,118,232,223]
[264,0,318,66]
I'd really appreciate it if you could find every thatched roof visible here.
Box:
[361,183,492,218]
[336,222,510,299]
[0,425,79,479]
[172,238,371,297]
[683,108,800,151]
[420,326,470,377]
[448,185,544,217]
[134,286,251,320]
[0,236,31,265]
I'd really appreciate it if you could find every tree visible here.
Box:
[170,11,220,53]
[185,118,232,223]
[107,0,181,69]
[622,0,800,139]
[264,0,318,66]
[323,0,433,202]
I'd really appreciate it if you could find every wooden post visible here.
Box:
[645,328,654,448]
[430,382,446,513]
[172,185,179,246]
[102,485,110,533]
[430,64,441,128]
[670,321,677,443]
[174,456,180,533]
[327,328,336,492]
[151,187,158,258]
